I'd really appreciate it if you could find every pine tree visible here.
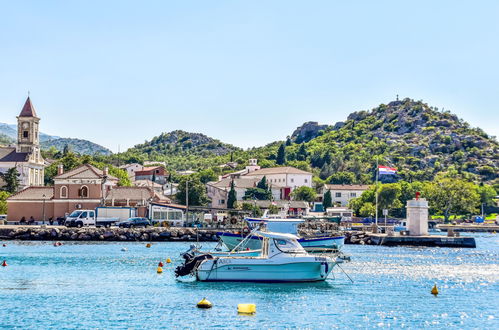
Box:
[227,180,237,209]
[257,176,269,191]
[285,137,292,146]
[323,190,333,210]
[297,143,308,161]
[0,167,20,193]
[276,143,286,165]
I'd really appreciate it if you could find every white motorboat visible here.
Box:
[175,231,337,282]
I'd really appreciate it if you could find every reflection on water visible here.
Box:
[0,233,498,328]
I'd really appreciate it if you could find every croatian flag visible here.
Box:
[378,165,397,175]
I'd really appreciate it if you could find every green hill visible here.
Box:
[42,138,112,156]
[111,98,498,183]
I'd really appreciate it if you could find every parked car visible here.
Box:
[65,210,119,228]
[117,217,151,228]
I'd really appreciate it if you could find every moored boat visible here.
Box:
[175,231,337,282]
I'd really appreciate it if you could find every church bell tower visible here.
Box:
[16,96,41,157]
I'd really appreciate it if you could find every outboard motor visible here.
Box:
[175,254,214,277]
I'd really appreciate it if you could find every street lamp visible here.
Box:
[42,194,46,224]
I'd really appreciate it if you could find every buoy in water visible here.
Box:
[238,303,256,314]
[146,243,152,248]
[431,284,439,296]
[197,298,212,309]
[166,258,171,264]
[1,260,7,267]
[157,266,163,273]
[121,247,128,252]
[2,244,6,247]
[158,261,164,267]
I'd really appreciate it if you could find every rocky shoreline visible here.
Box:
[0,226,221,242]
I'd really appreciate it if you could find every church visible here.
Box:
[0,97,45,189]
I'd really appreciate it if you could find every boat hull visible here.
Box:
[196,259,335,282]
[218,232,344,252]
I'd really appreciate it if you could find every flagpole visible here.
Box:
[375,157,378,227]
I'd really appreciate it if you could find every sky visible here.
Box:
[0,1,498,152]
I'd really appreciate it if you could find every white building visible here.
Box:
[322,184,370,206]
[243,166,313,200]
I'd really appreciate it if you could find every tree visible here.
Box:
[0,168,20,193]
[477,184,497,207]
[227,180,237,209]
[198,168,218,184]
[424,177,480,222]
[359,202,376,217]
[256,176,269,191]
[296,144,308,161]
[276,143,286,165]
[63,144,72,155]
[291,186,317,202]
[176,175,208,206]
[323,190,333,210]
[243,187,272,200]
[328,171,356,184]
[0,191,10,214]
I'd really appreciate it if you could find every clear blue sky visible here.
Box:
[0,1,498,152]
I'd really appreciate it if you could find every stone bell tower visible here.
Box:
[16,96,41,156]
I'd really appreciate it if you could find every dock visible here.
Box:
[369,233,476,248]
[436,224,499,233]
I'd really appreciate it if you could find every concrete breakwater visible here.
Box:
[0,226,222,242]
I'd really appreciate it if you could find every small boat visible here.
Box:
[218,215,344,253]
[175,231,337,282]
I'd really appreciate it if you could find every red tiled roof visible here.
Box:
[7,186,54,200]
[19,97,37,117]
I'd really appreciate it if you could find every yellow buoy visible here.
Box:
[157,266,163,273]
[431,284,439,295]
[493,231,496,234]
[166,258,171,264]
[146,243,152,248]
[197,298,212,309]
[238,304,256,314]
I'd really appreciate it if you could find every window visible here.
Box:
[23,131,29,138]
[335,192,342,198]
[89,211,95,218]
[60,186,68,198]
[290,178,294,183]
[80,186,89,198]
[304,179,308,183]
[81,212,88,218]
[219,199,225,204]
[350,192,356,197]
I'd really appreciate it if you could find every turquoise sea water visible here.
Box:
[1,234,498,329]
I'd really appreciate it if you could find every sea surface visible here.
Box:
[1,233,498,329]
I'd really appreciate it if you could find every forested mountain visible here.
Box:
[42,138,112,156]
[108,130,241,169]
[0,122,111,155]
[112,98,498,184]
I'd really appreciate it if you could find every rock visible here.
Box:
[51,228,60,237]
[291,121,329,143]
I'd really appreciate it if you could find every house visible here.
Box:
[206,177,282,208]
[243,166,313,200]
[0,97,45,189]
[133,179,164,195]
[321,184,370,206]
[134,166,167,184]
[119,163,143,179]
[221,159,261,179]
[7,164,118,221]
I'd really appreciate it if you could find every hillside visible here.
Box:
[111,98,498,183]
[0,122,111,155]
[42,138,112,156]
[110,130,241,169]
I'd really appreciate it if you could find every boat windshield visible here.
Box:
[273,238,304,253]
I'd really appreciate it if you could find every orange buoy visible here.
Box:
[2,260,7,267]
[166,258,171,263]
[158,261,164,267]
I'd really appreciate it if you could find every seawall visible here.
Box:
[0,226,222,242]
